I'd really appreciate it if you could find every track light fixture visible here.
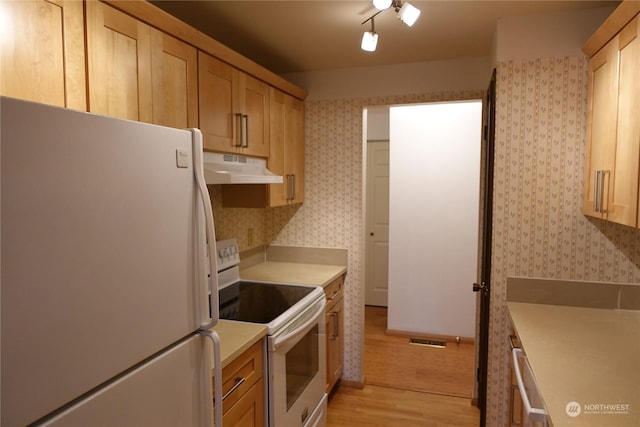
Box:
[360,0,421,51]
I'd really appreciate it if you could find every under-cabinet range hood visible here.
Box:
[202,152,283,185]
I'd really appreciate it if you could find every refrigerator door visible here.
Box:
[41,334,212,427]
[1,98,212,426]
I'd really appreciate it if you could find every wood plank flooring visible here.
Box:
[327,306,480,426]
[365,306,475,398]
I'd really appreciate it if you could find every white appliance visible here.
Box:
[202,152,283,184]
[512,348,549,427]
[0,97,223,426]
[216,239,328,427]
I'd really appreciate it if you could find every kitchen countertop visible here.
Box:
[210,320,267,370]
[507,302,640,426]
[240,261,347,288]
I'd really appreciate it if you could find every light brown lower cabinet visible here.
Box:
[214,340,265,427]
[223,377,264,427]
[325,275,344,393]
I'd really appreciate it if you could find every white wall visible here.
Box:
[495,6,615,61]
[366,106,390,141]
[283,56,492,101]
[388,100,482,338]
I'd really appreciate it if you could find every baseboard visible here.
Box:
[386,328,475,345]
[340,377,365,390]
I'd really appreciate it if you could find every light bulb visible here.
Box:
[373,0,392,10]
[361,31,378,52]
[398,2,420,27]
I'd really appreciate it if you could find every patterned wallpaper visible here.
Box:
[211,55,640,426]
[489,57,640,424]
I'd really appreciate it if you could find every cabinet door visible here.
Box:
[237,72,270,158]
[198,52,236,152]
[222,378,265,427]
[268,89,305,206]
[325,297,343,393]
[0,0,86,110]
[286,96,305,204]
[150,28,198,129]
[86,0,152,122]
[583,39,618,219]
[610,16,640,226]
[268,88,288,206]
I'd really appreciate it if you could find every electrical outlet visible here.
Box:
[247,228,254,246]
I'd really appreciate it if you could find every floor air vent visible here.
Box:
[409,338,446,348]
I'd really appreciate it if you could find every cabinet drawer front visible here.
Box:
[324,276,344,306]
[215,340,263,414]
[222,377,265,427]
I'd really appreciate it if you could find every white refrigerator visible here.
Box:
[1,97,222,426]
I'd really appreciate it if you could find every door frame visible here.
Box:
[475,68,496,425]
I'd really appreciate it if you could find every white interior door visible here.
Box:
[365,140,390,306]
[388,100,481,338]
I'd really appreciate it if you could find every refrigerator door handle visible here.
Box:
[201,330,223,427]
[190,129,219,329]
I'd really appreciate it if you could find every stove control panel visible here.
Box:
[216,238,240,272]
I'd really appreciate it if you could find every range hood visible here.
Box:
[202,152,283,185]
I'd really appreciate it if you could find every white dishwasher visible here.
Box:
[512,348,549,427]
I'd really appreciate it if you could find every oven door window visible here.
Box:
[286,324,319,410]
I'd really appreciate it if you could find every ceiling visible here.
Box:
[150,0,619,74]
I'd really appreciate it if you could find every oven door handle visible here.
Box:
[512,348,547,423]
[270,298,325,351]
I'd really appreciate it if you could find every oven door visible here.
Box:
[268,297,327,427]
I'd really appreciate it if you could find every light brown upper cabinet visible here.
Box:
[85,0,153,123]
[268,88,305,206]
[583,12,640,227]
[199,52,269,157]
[149,28,198,129]
[221,89,304,208]
[86,1,197,128]
[0,0,86,110]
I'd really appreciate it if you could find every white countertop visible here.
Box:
[240,261,346,288]
[507,302,640,426]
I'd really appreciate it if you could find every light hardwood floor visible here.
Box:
[327,306,480,426]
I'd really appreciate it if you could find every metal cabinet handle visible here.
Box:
[286,174,295,201]
[234,113,243,147]
[242,114,249,148]
[593,170,600,212]
[593,170,610,213]
[291,174,296,200]
[286,175,291,200]
[327,289,341,302]
[222,376,246,400]
[330,312,339,340]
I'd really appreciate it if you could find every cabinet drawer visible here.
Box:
[223,377,265,427]
[324,275,344,309]
[215,340,263,414]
